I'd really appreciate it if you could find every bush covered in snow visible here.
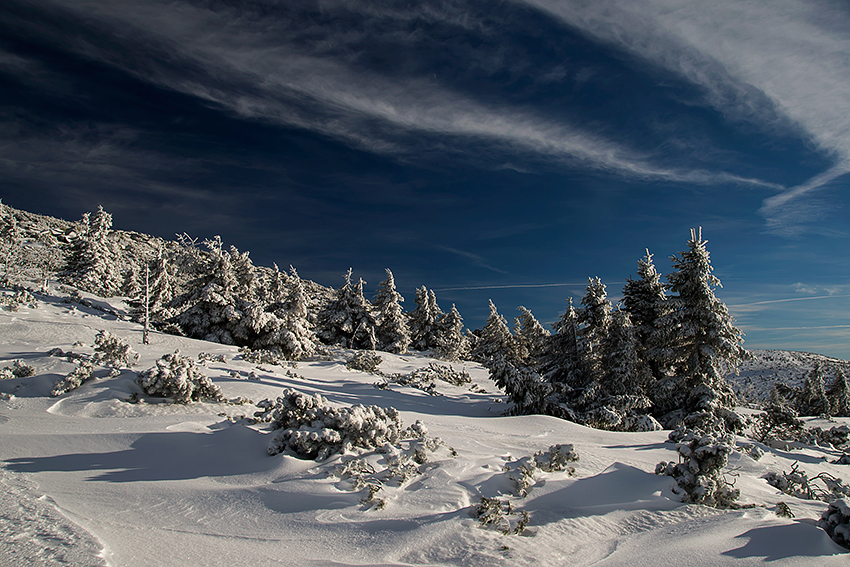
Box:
[819,498,850,550]
[92,330,138,368]
[137,350,224,404]
[765,463,850,502]
[51,360,94,396]
[475,497,530,535]
[258,388,405,460]
[0,359,36,379]
[656,427,740,508]
[346,351,383,373]
[507,444,580,497]
[0,288,37,311]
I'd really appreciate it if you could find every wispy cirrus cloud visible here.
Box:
[520,0,850,235]
[3,0,782,190]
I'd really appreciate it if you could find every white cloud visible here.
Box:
[520,0,850,234]
[30,0,782,190]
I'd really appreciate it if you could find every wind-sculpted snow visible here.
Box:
[1,285,849,566]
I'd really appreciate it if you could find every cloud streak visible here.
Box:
[521,0,850,234]
[7,0,784,190]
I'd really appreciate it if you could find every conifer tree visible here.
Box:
[434,304,468,360]
[62,206,122,296]
[650,228,743,423]
[514,306,550,366]
[538,298,583,404]
[622,249,668,377]
[409,286,443,351]
[576,277,612,384]
[374,269,410,354]
[472,299,517,363]
[798,364,830,417]
[827,368,850,417]
[317,269,377,349]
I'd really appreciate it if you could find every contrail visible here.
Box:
[732,295,850,307]
[433,282,624,292]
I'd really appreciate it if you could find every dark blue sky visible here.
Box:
[1,0,849,358]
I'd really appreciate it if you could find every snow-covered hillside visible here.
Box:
[1,285,848,566]
[729,350,850,405]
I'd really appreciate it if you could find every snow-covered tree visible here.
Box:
[472,299,517,363]
[433,304,468,361]
[798,364,830,417]
[538,298,583,410]
[317,269,377,349]
[622,249,668,377]
[276,266,317,359]
[174,237,275,346]
[576,277,612,382]
[62,206,122,296]
[828,369,850,417]
[650,228,743,425]
[138,350,224,404]
[374,269,410,354]
[409,286,444,351]
[488,354,551,415]
[514,306,550,366]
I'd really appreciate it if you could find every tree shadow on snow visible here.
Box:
[722,521,846,560]
[4,425,278,482]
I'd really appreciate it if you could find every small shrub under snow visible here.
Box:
[258,388,405,460]
[474,497,530,535]
[0,359,36,379]
[345,351,383,373]
[505,444,580,497]
[137,350,225,404]
[656,427,740,508]
[91,330,138,368]
[51,360,94,396]
[764,462,850,502]
[818,498,850,550]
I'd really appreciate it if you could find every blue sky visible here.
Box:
[1,0,849,359]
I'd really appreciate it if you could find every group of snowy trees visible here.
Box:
[782,364,850,418]
[475,228,745,431]
[52,206,468,361]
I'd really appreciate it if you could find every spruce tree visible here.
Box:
[317,269,377,349]
[472,299,517,363]
[409,286,443,351]
[798,364,830,417]
[827,368,850,417]
[514,306,550,366]
[434,304,468,361]
[576,277,612,385]
[622,249,668,378]
[650,228,744,424]
[374,269,410,354]
[62,206,123,296]
[538,298,583,407]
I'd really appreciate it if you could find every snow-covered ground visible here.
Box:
[1,286,848,566]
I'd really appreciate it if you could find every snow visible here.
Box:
[1,284,848,566]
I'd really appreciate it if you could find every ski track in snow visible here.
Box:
[0,467,108,567]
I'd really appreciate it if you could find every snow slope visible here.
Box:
[1,286,848,566]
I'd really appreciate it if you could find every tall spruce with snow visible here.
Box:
[828,369,850,417]
[128,245,177,329]
[514,306,550,366]
[582,309,653,429]
[798,364,830,417]
[272,266,316,359]
[472,299,517,363]
[576,277,613,384]
[650,228,743,425]
[174,238,275,346]
[373,269,410,354]
[62,206,122,296]
[0,204,24,286]
[622,249,668,378]
[538,298,583,410]
[434,304,468,361]
[409,286,443,351]
[317,269,377,349]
